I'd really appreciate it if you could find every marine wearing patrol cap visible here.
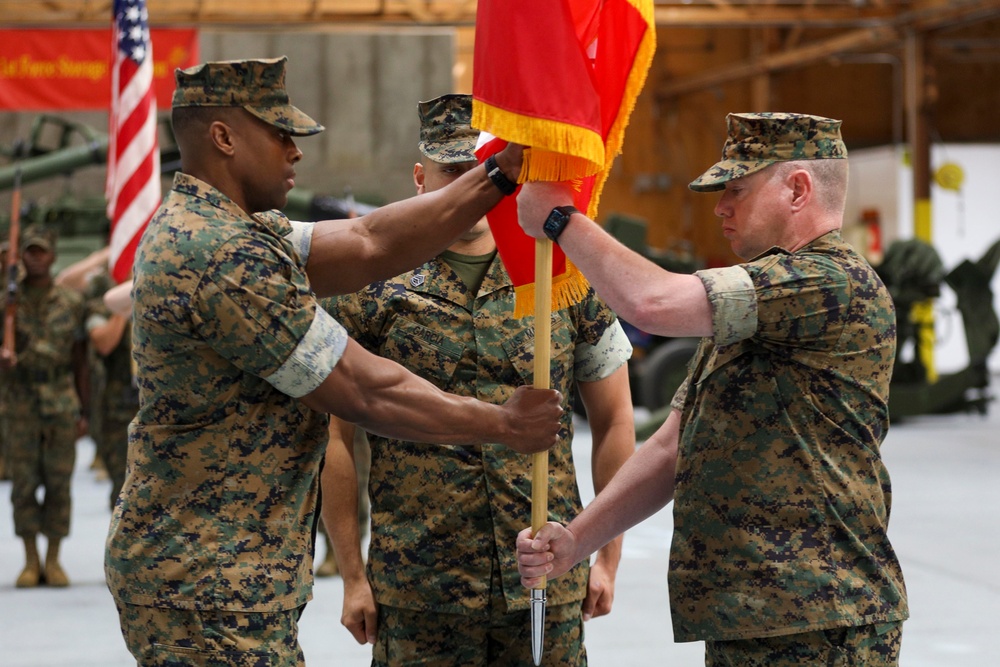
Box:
[689,112,847,192]
[20,224,57,252]
[171,56,324,137]
[417,93,477,164]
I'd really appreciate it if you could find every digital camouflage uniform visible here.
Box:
[1,226,88,542]
[321,92,633,666]
[104,57,338,666]
[325,254,631,664]
[671,113,908,661]
[84,269,139,509]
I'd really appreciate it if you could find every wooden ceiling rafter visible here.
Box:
[656,0,1000,99]
[0,0,914,28]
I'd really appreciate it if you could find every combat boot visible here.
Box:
[15,536,41,588]
[43,538,70,587]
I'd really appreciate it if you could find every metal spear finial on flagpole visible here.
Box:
[530,237,554,666]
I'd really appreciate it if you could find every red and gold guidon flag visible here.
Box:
[473,0,656,317]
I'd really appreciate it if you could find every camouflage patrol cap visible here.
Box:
[171,56,324,137]
[689,112,847,192]
[418,94,477,164]
[21,224,57,252]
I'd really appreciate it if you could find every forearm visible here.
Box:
[579,369,634,575]
[568,411,679,563]
[559,219,711,338]
[306,149,520,297]
[304,339,512,446]
[103,280,134,316]
[89,314,128,356]
[320,418,367,583]
[588,422,631,575]
[353,368,505,446]
[54,247,109,292]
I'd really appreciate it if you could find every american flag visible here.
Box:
[107,0,159,284]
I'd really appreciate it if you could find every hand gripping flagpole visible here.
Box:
[530,237,554,666]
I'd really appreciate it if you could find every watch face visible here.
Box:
[543,208,569,241]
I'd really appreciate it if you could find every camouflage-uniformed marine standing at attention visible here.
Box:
[104,57,562,666]
[321,94,636,666]
[0,224,90,588]
[516,113,909,666]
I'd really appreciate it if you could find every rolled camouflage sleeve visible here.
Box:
[573,319,632,382]
[694,265,758,346]
[285,220,314,264]
[267,308,348,397]
[191,234,346,397]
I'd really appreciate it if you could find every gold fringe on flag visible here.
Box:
[584,0,657,219]
[476,0,656,317]
[512,260,591,319]
[472,101,605,184]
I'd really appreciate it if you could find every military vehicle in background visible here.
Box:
[0,114,375,274]
[876,236,1000,421]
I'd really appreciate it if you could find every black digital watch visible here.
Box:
[542,205,580,243]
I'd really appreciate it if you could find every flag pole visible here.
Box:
[530,237,553,666]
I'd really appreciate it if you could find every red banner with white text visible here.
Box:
[0,29,198,110]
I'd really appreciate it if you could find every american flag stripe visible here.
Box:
[109,97,157,211]
[107,0,159,284]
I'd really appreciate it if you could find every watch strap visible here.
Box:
[543,205,580,242]
[484,155,517,196]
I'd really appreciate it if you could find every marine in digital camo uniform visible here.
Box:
[105,57,562,666]
[675,114,908,663]
[1,224,90,589]
[321,94,636,666]
[515,113,908,666]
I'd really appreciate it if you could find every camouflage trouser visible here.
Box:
[705,622,903,667]
[7,408,77,539]
[114,602,306,667]
[374,601,585,667]
[373,554,585,667]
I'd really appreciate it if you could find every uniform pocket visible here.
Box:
[501,319,573,386]
[382,318,463,390]
[150,642,272,667]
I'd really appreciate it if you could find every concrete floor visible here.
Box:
[1,392,998,666]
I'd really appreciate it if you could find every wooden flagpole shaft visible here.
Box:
[530,237,554,589]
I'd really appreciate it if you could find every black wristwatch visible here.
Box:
[543,205,580,242]
[484,155,517,196]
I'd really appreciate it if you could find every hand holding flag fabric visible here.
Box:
[472,0,656,316]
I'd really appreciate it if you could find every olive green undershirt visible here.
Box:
[440,249,497,296]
